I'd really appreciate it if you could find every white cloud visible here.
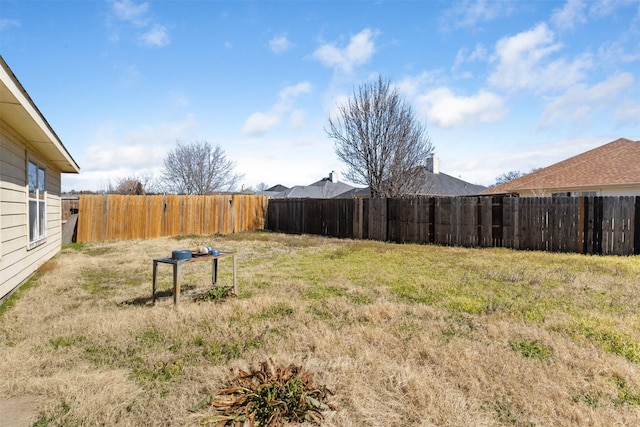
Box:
[0,18,20,30]
[83,115,197,172]
[551,0,587,31]
[419,87,506,128]
[453,43,488,70]
[269,35,293,54]
[139,24,170,47]
[242,112,281,136]
[588,0,620,17]
[612,101,640,126]
[539,72,634,127]
[396,72,440,99]
[440,0,512,30]
[108,0,169,48]
[312,28,377,73]
[242,82,312,136]
[111,0,149,26]
[488,23,592,93]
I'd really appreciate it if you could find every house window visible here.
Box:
[28,160,47,247]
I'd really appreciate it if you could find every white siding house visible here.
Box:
[0,56,80,301]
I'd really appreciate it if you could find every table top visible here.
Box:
[154,251,234,264]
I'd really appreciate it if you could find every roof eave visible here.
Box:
[0,56,80,174]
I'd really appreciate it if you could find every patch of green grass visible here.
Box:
[572,391,601,408]
[0,273,41,319]
[62,242,85,251]
[492,402,519,425]
[612,375,640,407]
[256,302,294,319]
[391,283,439,305]
[132,358,185,383]
[439,313,477,342]
[84,344,138,367]
[33,400,73,427]
[80,267,143,296]
[509,338,552,361]
[84,247,113,256]
[50,335,86,350]
[194,286,234,302]
[347,293,373,305]
[445,295,485,315]
[194,333,264,365]
[574,320,640,363]
[135,328,164,346]
[489,402,535,426]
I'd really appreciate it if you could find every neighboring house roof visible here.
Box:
[268,165,485,199]
[273,179,357,199]
[267,172,361,199]
[483,138,640,195]
[266,184,288,192]
[340,167,486,197]
[0,55,79,173]
[412,167,487,196]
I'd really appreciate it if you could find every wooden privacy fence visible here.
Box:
[266,196,640,255]
[76,194,267,242]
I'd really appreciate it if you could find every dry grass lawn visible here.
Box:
[1,231,639,426]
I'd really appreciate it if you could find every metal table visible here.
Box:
[152,252,236,305]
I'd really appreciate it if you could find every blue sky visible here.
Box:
[1,0,639,192]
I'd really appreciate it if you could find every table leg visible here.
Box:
[212,258,218,285]
[152,260,158,304]
[173,263,181,305]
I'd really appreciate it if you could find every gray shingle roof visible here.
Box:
[272,179,358,198]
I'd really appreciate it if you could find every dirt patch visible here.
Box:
[0,395,40,427]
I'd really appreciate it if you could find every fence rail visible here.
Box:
[77,194,267,242]
[266,196,640,255]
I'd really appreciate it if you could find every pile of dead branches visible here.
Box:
[191,358,336,426]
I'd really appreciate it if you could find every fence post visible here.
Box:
[635,196,640,255]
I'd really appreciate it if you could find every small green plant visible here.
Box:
[612,375,640,407]
[194,286,234,302]
[191,358,336,425]
[50,335,85,350]
[510,338,552,361]
[572,391,601,408]
[492,402,518,425]
[33,400,72,427]
[133,358,185,383]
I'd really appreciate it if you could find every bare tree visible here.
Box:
[256,182,269,194]
[326,76,434,198]
[494,170,525,187]
[111,173,162,195]
[162,141,243,194]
